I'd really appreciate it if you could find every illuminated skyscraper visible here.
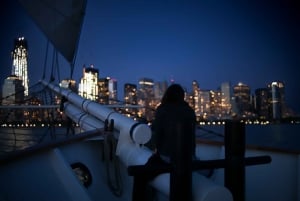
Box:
[192,80,200,115]
[98,77,110,104]
[198,89,210,120]
[138,77,154,121]
[11,37,29,96]
[267,81,285,120]
[2,75,24,105]
[233,82,251,116]
[220,82,231,115]
[1,75,25,121]
[59,79,77,92]
[78,65,99,101]
[255,88,269,119]
[108,78,118,104]
[153,81,168,106]
[210,89,222,118]
[138,78,154,101]
[124,83,137,105]
[123,83,138,117]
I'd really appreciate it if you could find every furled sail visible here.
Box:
[18,0,87,64]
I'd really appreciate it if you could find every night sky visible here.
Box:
[1,0,299,114]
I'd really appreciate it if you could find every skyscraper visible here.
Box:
[198,89,210,120]
[267,81,285,120]
[210,89,223,118]
[192,80,200,115]
[138,77,155,121]
[98,77,110,104]
[108,78,118,104]
[255,88,269,119]
[220,82,231,115]
[78,65,99,101]
[153,81,168,106]
[2,75,24,105]
[60,79,77,92]
[1,75,25,122]
[138,78,154,101]
[11,37,29,96]
[124,83,137,105]
[233,82,251,117]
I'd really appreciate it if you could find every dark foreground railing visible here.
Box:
[128,121,272,201]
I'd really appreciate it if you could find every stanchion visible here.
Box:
[169,123,193,201]
[225,120,245,201]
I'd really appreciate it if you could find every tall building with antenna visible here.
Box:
[11,37,29,96]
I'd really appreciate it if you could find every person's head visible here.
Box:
[161,84,185,105]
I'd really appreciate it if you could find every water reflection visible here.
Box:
[0,126,80,155]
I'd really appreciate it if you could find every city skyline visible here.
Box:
[1,0,299,113]
[1,55,297,119]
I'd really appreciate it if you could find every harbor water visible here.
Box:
[0,126,82,155]
[197,123,300,153]
[0,124,300,156]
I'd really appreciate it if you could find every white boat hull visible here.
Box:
[0,136,299,201]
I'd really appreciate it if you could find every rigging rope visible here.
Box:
[42,40,49,80]
[70,63,74,80]
[50,48,56,82]
[55,51,61,82]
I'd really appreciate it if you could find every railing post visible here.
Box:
[169,122,193,201]
[225,120,245,201]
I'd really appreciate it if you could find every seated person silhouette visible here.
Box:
[132,84,196,201]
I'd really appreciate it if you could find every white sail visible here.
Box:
[18,0,87,64]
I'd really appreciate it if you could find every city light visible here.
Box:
[0,38,299,125]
